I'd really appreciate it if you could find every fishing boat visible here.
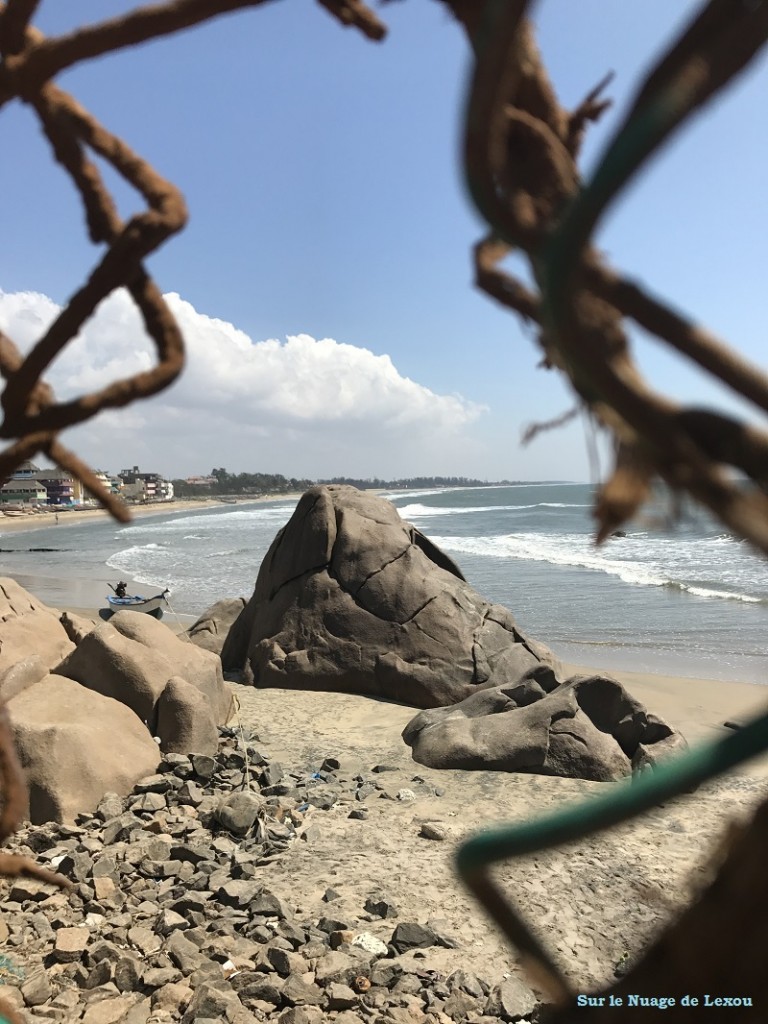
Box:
[101,584,170,620]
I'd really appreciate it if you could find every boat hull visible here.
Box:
[103,592,168,619]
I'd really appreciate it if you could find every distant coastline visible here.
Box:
[170,472,577,499]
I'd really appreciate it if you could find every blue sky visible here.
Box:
[1,0,766,482]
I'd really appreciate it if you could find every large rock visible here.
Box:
[403,673,688,782]
[8,674,160,823]
[221,486,563,708]
[56,611,232,733]
[0,577,74,676]
[186,597,246,655]
[156,676,219,755]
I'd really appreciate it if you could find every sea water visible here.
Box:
[1,483,766,684]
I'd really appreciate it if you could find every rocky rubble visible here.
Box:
[0,721,543,1024]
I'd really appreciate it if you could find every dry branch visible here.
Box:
[0,6,385,1019]
[448,0,768,557]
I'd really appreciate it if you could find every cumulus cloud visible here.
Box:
[0,288,486,476]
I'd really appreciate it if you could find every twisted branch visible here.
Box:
[0,8,385,1020]
[448,0,768,556]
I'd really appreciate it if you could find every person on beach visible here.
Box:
[55,512,59,524]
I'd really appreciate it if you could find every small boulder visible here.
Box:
[8,674,160,823]
[56,610,232,730]
[186,597,247,655]
[155,675,219,755]
[215,790,264,836]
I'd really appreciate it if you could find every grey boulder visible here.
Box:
[186,597,246,655]
[403,673,688,782]
[221,485,562,708]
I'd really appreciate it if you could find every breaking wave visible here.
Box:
[430,532,767,605]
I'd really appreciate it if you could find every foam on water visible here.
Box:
[397,502,588,518]
[430,531,768,605]
[380,488,454,501]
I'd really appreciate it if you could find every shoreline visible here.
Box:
[20,586,768,759]
[0,492,305,535]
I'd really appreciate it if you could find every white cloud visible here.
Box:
[0,287,486,476]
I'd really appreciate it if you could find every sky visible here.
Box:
[1,0,766,483]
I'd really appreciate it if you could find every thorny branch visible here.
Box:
[446,0,768,556]
[0,2,384,1017]
[2,0,768,1015]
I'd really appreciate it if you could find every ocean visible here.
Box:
[2,483,766,685]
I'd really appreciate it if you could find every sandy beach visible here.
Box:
[0,493,305,535]
[225,682,768,994]
[2,564,767,1005]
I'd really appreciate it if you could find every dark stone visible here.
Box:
[363,896,398,920]
[114,956,142,992]
[389,923,439,955]
[317,917,349,934]
[216,880,262,909]
[215,791,263,836]
[251,889,288,919]
[281,973,325,1007]
[327,983,357,1010]
[486,976,538,1020]
[166,932,208,974]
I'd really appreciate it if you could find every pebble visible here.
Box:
[419,822,448,841]
[0,719,533,1024]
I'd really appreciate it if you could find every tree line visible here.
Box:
[171,470,531,497]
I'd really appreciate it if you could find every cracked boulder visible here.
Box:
[221,485,563,708]
[403,673,688,782]
[56,611,233,738]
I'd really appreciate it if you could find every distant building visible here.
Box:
[12,459,40,478]
[93,470,124,496]
[31,469,84,506]
[7,462,83,506]
[0,481,47,505]
[185,476,216,488]
[118,466,172,502]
